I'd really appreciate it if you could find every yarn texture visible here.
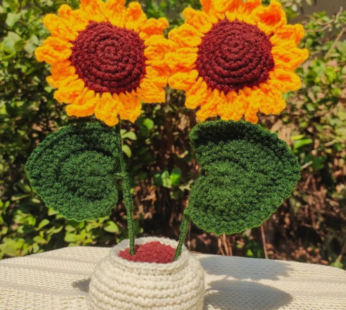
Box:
[35,0,171,126]
[185,120,301,235]
[119,241,175,263]
[88,237,205,310]
[70,21,147,95]
[196,20,275,93]
[26,123,121,221]
[166,0,309,123]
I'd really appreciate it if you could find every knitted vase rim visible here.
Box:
[109,237,189,273]
[88,236,205,310]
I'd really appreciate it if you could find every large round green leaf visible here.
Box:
[26,123,121,221]
[185,120,301,235]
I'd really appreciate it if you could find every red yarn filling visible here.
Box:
[196,20,274,93]
[119,241,175,264]
[70,22,146,95]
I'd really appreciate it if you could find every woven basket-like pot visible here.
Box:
[87,237,205,310]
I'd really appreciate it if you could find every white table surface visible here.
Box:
[0,246,345,310]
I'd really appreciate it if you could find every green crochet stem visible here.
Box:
[117,122,135,255]
[174,214,190,260]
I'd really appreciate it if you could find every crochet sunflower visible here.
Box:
[35,0,171,126]
[166,0,309,123]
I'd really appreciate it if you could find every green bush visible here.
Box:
[0,0,345,268]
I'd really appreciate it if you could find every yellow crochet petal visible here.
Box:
[46,76,59,89]
[94,92,120,126]
[185,78,209,110]
[145,37,173,73]
[216,90,244,121]
[200,0,213,13]
[79,0,107,23]
[46,60,76,88]
[66,89,99,118]
[241,87,262,124]
[243,0,261,12]
[125,2,147,32]
[258,83,286,115]
[165,47,198,72]
[58,5,89,32]
[221,0,257,23]
[145,66,168,88]
[104,0,127,27]
[225,10,245,22]
[196,89,223,121]
[269,68,302,93]
[50,60,74,77]
[43,14,78,41]
[183,8,213,33]
[48,74,78,90]
[139,18,169,40]
[168,70,199,91]
[144,35,173,63]
[54,79,85,104]
[105,0,125,10]
[200,0,222,22]
[138,78,166,103]
[251,0,286,35]
[118,92,142,122]
[47,75,77,89]
[271,24,305,45]
[214,0,244,15]
[231,91,248,121]
[168,24,203,48]
[35,37,72,65]
[272,43,309,70]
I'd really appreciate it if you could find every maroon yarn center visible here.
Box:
[119,241,175,264]
[70,22,146,95]
[196,20,274,93]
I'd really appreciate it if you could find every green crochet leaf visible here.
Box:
[26,123,121,221]
[185,120,301,235]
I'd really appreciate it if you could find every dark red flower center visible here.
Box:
[196,20,274,93]
[70,22,147,95]
[119,241,175,264]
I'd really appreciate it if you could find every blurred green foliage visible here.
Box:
[0,0,345,268]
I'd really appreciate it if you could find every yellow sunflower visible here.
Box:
[35,0,172,126]
[166,0,309,123]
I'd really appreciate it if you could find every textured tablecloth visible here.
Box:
[0,246,345,310]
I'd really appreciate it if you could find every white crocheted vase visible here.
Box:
[87,237,205,310]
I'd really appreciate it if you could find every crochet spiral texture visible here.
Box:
[185,120,301,235]
[26,123,121,221]
[71,21,146,95]
[196,20,275,93]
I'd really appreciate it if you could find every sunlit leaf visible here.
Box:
[104,221,119,233]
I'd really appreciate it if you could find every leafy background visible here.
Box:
[0,0,345,269]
